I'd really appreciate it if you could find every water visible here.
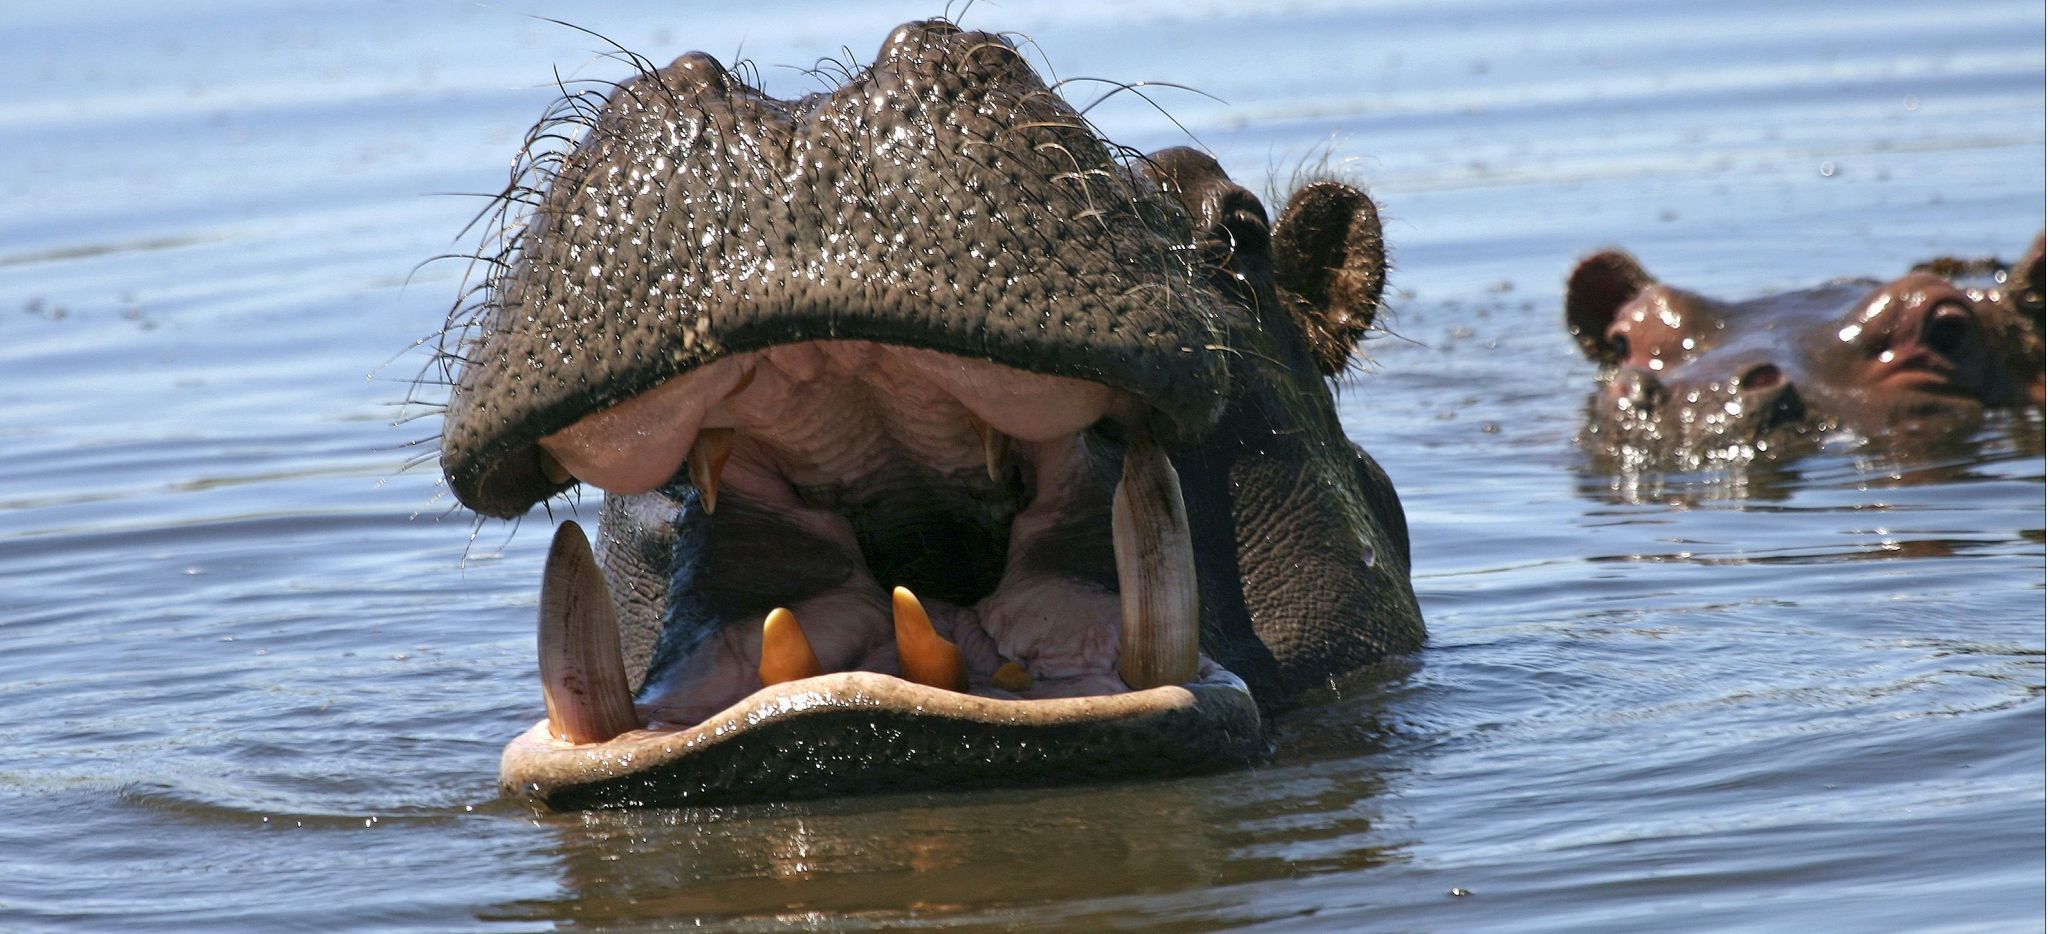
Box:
[2,1,2040,928]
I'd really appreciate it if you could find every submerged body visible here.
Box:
[1565,236,2045,467]
[438,20,1423,808]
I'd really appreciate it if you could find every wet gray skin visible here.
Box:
[1564,233,2046,469]
[436,20,1424,809]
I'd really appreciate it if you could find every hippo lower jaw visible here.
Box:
[499,342,1266,809]
[503,673,1261,810]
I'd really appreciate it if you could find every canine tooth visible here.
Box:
[687,428,735,514]
[538,449,572,486]
[967,414,1010,483]
[757,607,823,686]
[892,586,967,691]
[1111,436,1200,689]
[538,521,640,744]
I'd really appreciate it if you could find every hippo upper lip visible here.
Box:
[438,19,1230,519]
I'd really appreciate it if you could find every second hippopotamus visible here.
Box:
[1565,234,2044,464]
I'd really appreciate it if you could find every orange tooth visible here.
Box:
[892,586,968,692]
[758,607,823,686]
[992,660,1032,693]
[688,428,735,514]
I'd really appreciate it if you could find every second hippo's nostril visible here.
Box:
[1924,303,1972,357]
[1738,364,1784,393]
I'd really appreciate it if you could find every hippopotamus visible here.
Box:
[1565,234,2045,464]
[435,20,1424,809]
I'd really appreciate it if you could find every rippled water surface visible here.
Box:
[3,1,2042,929]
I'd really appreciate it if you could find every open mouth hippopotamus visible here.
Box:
[1565,234,2045,466]
[435,20,1424,809]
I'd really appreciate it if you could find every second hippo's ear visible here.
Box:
[1270,182,1386,376]
[1566,250,1655,362]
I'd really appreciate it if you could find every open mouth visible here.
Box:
[499,340,1262,808]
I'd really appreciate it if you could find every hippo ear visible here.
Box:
[1566,250,1654,362]
[1270,182,1386,376]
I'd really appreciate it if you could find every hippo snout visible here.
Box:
[1605,356,1805,454]
[1610,366,1664,412]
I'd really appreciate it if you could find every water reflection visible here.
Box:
[1586,536,2001,566]
[487,669,1419,926]
[488,763,1404,926]
[1574,404,2044,507]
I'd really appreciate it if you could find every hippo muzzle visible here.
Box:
[437,20,1423,809]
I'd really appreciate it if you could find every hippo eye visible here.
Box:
[1924,304,1974,356]
[1607,333,1631,361]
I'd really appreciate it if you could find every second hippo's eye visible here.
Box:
[1607,333,1631,362]
[1924,304,1974,356]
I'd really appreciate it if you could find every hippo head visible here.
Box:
[1565,234,2045,465]
[435,20,1423,809]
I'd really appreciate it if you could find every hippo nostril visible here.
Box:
[1615,368,1663,410]
[1924,304,1973,356]
[1738,364,1784,393]
[1768,385,1806,425]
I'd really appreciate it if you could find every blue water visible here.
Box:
[1,1,2040,929]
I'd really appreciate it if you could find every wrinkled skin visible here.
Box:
[436,20,1423,809]
[1565,234,2045,467]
